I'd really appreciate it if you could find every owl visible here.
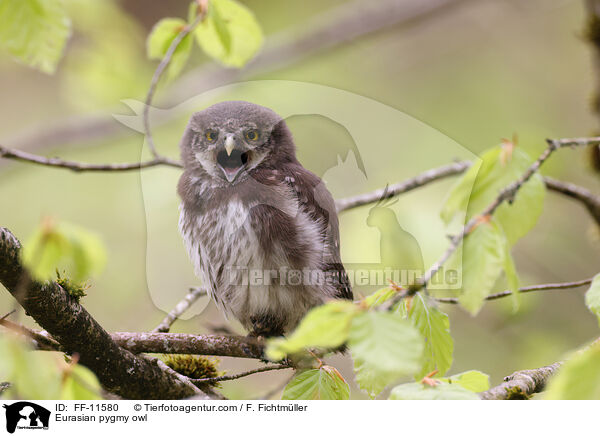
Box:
[177,101,352,337]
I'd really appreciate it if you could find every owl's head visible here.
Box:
[180,101,296,185]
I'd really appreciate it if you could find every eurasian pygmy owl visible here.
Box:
[177,101,352,337]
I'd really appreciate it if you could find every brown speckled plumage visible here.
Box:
[177,101,351,336]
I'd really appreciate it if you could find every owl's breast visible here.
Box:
[179,190,329,333]
[179,199,262,276]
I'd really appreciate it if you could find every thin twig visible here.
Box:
[0,317,62,351]
[548,136,600,148]
[152,357,210,399]
[335,161,471,212]
[0,382,10,394]
[436,278,593,304]
[0,144,182,172]
[171,0,471,103]
[190,364,291,385]
[1,0,468,163]
[3,136,599,226]
[153,287,208,333]
[544,176,600,226]
[143,7,207,158]
[0,310,15,321]
[383,137,598,309]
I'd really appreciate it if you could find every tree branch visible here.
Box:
[143,9,207,158]
[0,317,62,351]
[479,363,562,400]
[151,357,209,399]
[110,332,265,359]
[435,278,593,304]
[383,137,598,309]
[3,135,600,230]
[1,317,267,359]
[0,226,207,400]
[1,0,468,161]
[0,382,10,394]
[0,144,181,172]
[190,364,291,385]
[335,161,471,212]
[173,0,472,100]
[152,287,207,333]
[544,177,600,226]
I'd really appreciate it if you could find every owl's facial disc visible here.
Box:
[216,136,250,182]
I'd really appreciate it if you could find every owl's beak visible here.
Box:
[216,138,249,183]
[224,136,235,156]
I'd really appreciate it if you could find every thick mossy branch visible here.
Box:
[111,332,265,359]
[56,271,87,303]
[0,227,203,400]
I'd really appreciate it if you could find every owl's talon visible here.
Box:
[249,314,285,338]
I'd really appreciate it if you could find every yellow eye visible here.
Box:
[205,130,217,142]
[245,129,259,141]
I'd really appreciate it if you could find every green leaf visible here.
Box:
[21,220,106,283]
[194,0,263,67]
[408,294,453,378]
[60,364,102,400]
[0,333,103,400]
[349,312,424,396]
[495,172,545,246]
[441,144,545,246]
[454,219,505,315]
[281,366,349,400]
[265,301,359,361]
[188,0,199,24]
[0,334,59,399]
[0,0,71,73]
[61,0,151,108]
[502,231,520,311]
[209,0,232,55]
[147,18,186,59]
[585,274,600,326]
[544,342,600,400]
[441,157,488,225]
[147,17,192,80]
[353,357,396,398]
[441,370,490,392]
[363,287,397,308]
[389,382,480,400]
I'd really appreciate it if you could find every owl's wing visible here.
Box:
[283,163,353,301]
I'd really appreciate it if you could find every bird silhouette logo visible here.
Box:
[366,186,424,287]
[114,80,477,316]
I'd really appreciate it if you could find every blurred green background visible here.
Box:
[1,0,599,399]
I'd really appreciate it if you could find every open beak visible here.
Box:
[224,136,235,156]
[217,137,249,182]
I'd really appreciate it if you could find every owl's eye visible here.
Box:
[245,129,259,141]
[205,130,218,142]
